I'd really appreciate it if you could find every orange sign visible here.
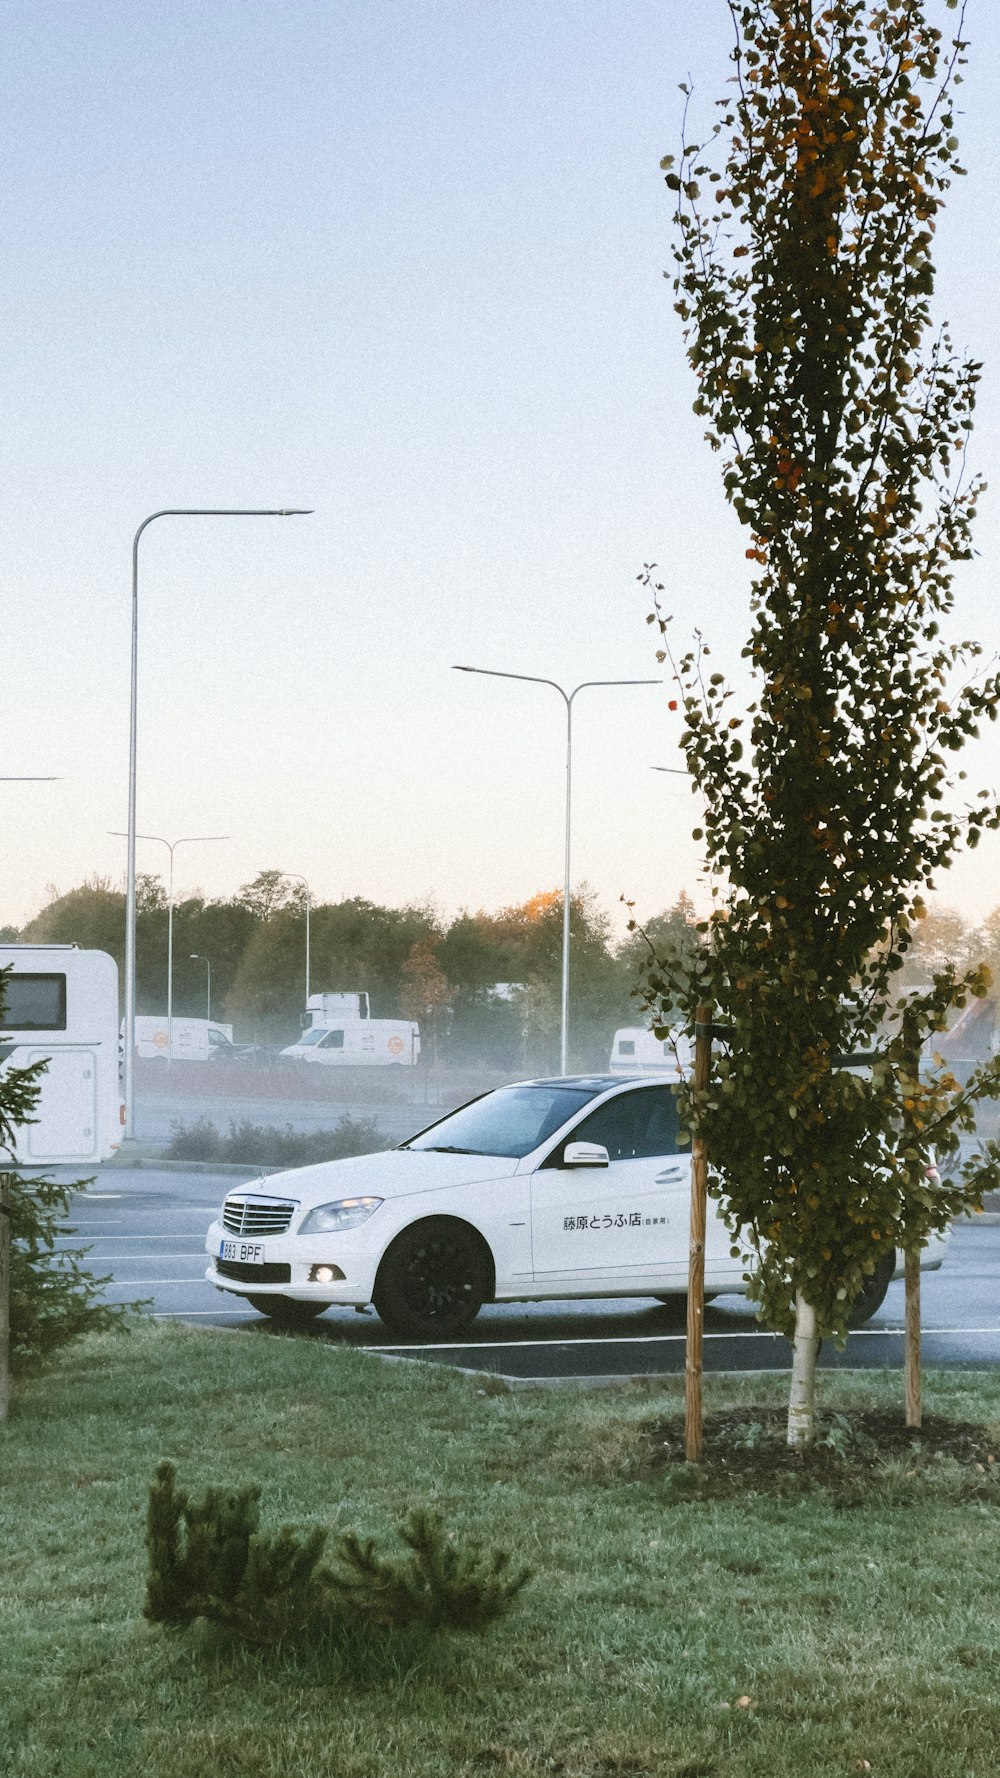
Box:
[387,1035,405,1055]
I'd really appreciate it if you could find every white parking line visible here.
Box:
[106,1279,210,1288]
[56,1237,206,1251]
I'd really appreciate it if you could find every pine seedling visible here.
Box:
[331,1509,533,1631]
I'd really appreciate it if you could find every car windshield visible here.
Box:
[296,1028,328,1047]
[404,1084,601,1159]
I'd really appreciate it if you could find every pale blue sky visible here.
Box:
[3,1,998,934]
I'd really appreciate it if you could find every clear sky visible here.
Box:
[3,0,999,936]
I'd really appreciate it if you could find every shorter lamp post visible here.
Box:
[190,953,211,1023]
[111,830,228,1064]
[453,665,660,1073]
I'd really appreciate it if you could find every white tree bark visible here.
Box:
[786,1291,820,1448]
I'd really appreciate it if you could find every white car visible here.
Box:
[204,1074,949,1338]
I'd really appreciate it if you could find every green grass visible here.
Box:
[4,1326,1000,1777]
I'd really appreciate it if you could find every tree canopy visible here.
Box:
[643,0,1000,1442]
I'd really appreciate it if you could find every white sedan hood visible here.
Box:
[232,1148,519,1210]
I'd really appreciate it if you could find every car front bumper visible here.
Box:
[204,1219,381,1306]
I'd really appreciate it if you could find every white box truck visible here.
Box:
[0,945,123,1165]
[130,1015,241,1062]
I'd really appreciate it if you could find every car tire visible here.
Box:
[245,1295,331,1324]
[373,1218,489,1340]
[846,1250,897,1329]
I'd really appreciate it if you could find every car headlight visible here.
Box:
[298,1196,383,1235]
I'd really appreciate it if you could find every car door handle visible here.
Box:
[655,1168,688,1183]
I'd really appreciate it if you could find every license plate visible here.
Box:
[219,1239,264,1264]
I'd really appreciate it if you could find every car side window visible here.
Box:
[555,1087,682,1163]
[319,1029,345,1050]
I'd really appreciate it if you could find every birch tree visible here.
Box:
[642,0,1000,1445]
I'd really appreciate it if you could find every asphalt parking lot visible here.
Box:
[51,1162,1000,1383]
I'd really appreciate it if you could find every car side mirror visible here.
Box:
[562,1141,610,1168]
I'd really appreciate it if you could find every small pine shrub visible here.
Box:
[330,1508,534,1631]
[144,1462,330,1644]
[144,1463,531,1651]
[0,981,138,1372]
[4,1168,138,1371]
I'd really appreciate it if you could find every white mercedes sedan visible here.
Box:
[204,1074,947,1338]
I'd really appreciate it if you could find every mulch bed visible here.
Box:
[647,1408,1000,1484]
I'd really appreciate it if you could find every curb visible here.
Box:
[105,1157,282,1177]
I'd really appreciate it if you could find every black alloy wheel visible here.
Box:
[373,1218,487,1340]
[846,1250,897,1329]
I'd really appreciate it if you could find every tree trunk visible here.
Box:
[787,1291,820,1447]
[685,1005,713,1463]
[905,1246,921,1429]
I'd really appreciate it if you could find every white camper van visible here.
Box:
[0,945,123,1165]
[609,1026,692,1077]
[130,1016,240,1062]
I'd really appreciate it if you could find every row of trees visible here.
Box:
[5,871,702,1072]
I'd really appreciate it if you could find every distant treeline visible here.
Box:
[7,872,702,1073]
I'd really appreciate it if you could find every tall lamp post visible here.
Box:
[453,666,659,1074]
[190,953,211,1023]
[112,831,228,1063]
[123,507,311,1136]
[282,873,312,1006]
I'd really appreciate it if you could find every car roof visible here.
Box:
[515,1074,661,1091]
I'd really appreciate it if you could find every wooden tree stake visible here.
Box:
[686,1005,712,1463]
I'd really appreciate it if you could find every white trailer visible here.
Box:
[609,1026,692,1077]
[0,945,123,1165]
[130,1015,238,1062]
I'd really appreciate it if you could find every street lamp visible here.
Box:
[122,507,312,1136]
[190,953,211,1023]
[282,873,312,1005]
[453,665,660,1074]
[112,831,228,1063]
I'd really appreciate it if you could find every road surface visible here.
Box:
[51,1162,1000,1382]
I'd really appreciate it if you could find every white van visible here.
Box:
[0,945,123,1165]
[281,1018,420,1067]
[610,1026,692,1077]
[130,1015,240,1062]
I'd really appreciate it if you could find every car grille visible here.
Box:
[216,1259,292,1284]
[222,1195,297,1236]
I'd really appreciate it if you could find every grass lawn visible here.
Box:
[3,1324,1000,1778]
